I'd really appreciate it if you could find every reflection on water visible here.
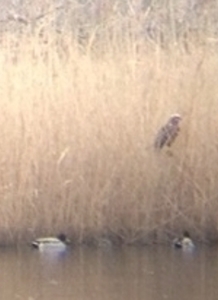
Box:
[0,245,218,300]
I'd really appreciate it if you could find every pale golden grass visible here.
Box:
[0,30,217,245]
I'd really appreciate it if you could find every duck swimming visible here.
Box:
[173,231,195,251]
[31,233,70,251]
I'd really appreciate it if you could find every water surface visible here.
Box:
[0,245,218,300]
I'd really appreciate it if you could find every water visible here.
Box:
[0,245,218,300]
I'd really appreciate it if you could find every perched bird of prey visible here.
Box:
[154,114,182,149]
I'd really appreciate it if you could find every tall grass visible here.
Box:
[0,1,217,245]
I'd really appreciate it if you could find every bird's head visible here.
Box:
[169,114,182,125]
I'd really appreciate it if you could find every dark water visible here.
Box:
[1,245,218,300]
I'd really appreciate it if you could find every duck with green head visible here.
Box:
[31,233,70,252]
[173,231,195,251]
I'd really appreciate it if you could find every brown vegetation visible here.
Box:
[0,1,217,245]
